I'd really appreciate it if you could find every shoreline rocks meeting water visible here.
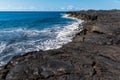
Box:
[0,10,120,80]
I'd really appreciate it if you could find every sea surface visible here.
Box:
[0,11,82,66]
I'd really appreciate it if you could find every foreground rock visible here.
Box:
[0,10,120,80]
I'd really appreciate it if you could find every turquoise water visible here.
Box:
[0,11,82,65]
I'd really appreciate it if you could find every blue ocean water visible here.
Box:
[0,11,82,65]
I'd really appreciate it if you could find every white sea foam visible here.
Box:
[62,14,79,20]
[0,42,7,54]
[0,14,83,66]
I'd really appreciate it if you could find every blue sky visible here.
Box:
[0,0,120,11]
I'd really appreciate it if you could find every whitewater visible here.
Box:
[0,12,83,66]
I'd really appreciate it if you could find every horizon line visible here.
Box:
[0,9,119,12]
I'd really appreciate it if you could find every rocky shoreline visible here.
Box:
[0,10,120,80]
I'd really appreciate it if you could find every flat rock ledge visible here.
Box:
[0,10,120,80]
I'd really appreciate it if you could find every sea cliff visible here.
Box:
[0,10,120,80]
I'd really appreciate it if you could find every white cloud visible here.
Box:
[60,5,80,11]
[60,7,65,10]
[66,5,74,10]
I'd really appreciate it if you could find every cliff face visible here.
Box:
[0,10,120,80]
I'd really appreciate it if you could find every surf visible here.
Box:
[0,12,83,66]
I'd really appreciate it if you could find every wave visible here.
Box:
[0,15,83,66]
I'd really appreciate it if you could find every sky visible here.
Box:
[0,0,120,11]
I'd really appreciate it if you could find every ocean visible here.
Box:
[0,11,82,66]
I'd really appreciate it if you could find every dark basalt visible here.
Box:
[0,10,120,80]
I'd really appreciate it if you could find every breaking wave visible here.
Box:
[0,14,83,66]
